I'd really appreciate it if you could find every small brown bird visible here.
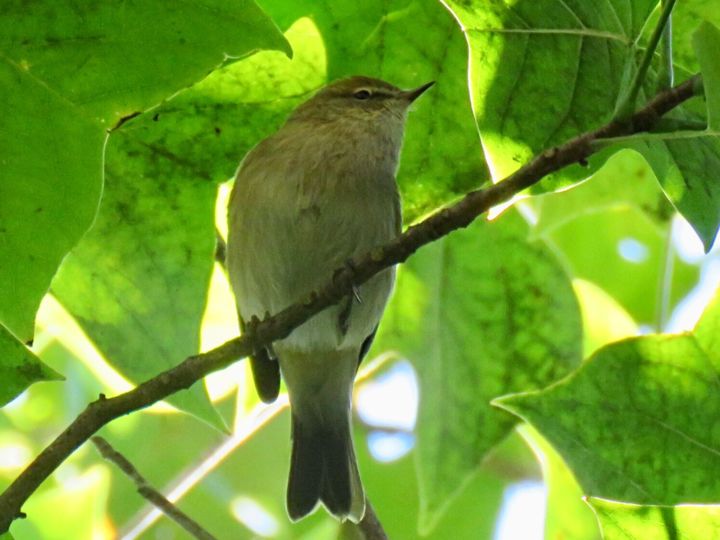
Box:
[227,76,433,522]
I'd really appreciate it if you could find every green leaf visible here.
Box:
[692,22,720,130]
[589,499,720,540]
[376,208,582,531]
[0,323,62,408]
[496,332,720,504]
[0,0,289,342]
[259,0,489,221]
[442,0,657,188]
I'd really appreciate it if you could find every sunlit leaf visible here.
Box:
[589,498,720,540]
[572,279,637,358]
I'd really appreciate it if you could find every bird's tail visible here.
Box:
[287,410,365,523]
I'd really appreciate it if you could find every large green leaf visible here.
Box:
[259,0,488,221]
[0,323,61,408]
[442,0,657,188]
[496,322,720,503]
[589,499,720,540]
[0,0,289,342]
[51,20,320,427]
[376,208,582,530]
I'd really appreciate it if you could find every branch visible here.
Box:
[91,437,216,540]
[0,73,701,533]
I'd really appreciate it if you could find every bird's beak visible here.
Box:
[403,81,435,102]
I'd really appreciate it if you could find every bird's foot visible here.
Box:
[333,258,362,304]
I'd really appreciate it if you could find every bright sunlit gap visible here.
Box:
[617,237,650,264]
[493,481,546,540]
[0,438,32,471]
[666,215,720,332]
[230,496,280,537]
[355,360,418,462]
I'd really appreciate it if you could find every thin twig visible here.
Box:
[91,437,217,540]
[0,73,701,533]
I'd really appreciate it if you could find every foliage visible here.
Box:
[2,0,720,539]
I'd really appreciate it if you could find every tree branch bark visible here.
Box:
[0,73,701,533]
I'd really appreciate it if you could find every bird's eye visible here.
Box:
[353,89,371,100]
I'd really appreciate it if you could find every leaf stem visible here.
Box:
[656,0,675,92]
[615,0,678,122]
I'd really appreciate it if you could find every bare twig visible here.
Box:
[91,437,217,540]
[0,73,701,533]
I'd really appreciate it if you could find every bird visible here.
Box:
[226,75,433,523]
